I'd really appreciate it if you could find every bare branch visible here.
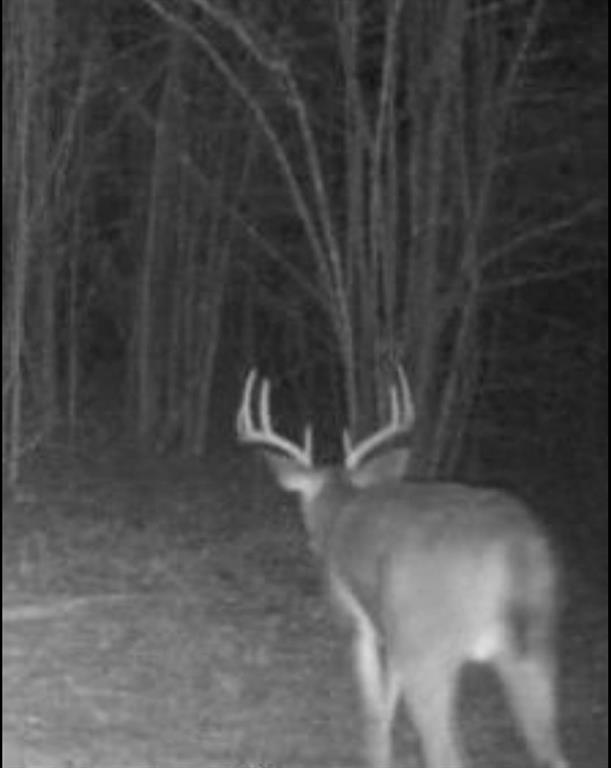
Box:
[482,199,607,270]
[141,0,330,288]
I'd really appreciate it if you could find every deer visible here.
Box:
[236,366,570,768]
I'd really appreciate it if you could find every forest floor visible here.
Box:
[2,444,608,768]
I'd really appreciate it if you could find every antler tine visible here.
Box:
[303,424,313,459]
[395,362,414,428]
[236,368,313,466]
[259,378,273,434]
[342,428,352,458]
[236,368,257,436]
[343,365,414,470]
[342,385,399,460]
[389,383,400,425]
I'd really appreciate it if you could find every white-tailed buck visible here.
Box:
[236,367,569,768]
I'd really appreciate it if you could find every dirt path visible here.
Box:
[2,452,607,767]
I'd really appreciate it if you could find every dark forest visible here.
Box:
[3,1,607,766]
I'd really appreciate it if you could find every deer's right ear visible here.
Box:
[347,447,410,489]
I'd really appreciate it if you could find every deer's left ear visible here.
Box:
[261,449,326,500]
[347,447,410,488]
[258,450,303,488]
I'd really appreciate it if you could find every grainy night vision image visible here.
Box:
[3,1,606,766]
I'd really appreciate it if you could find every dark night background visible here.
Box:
[2,1,607,766]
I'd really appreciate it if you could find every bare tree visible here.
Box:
[138,0,600,475]
[3,0,58,483]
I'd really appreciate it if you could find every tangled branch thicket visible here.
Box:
[3,0,606,484]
